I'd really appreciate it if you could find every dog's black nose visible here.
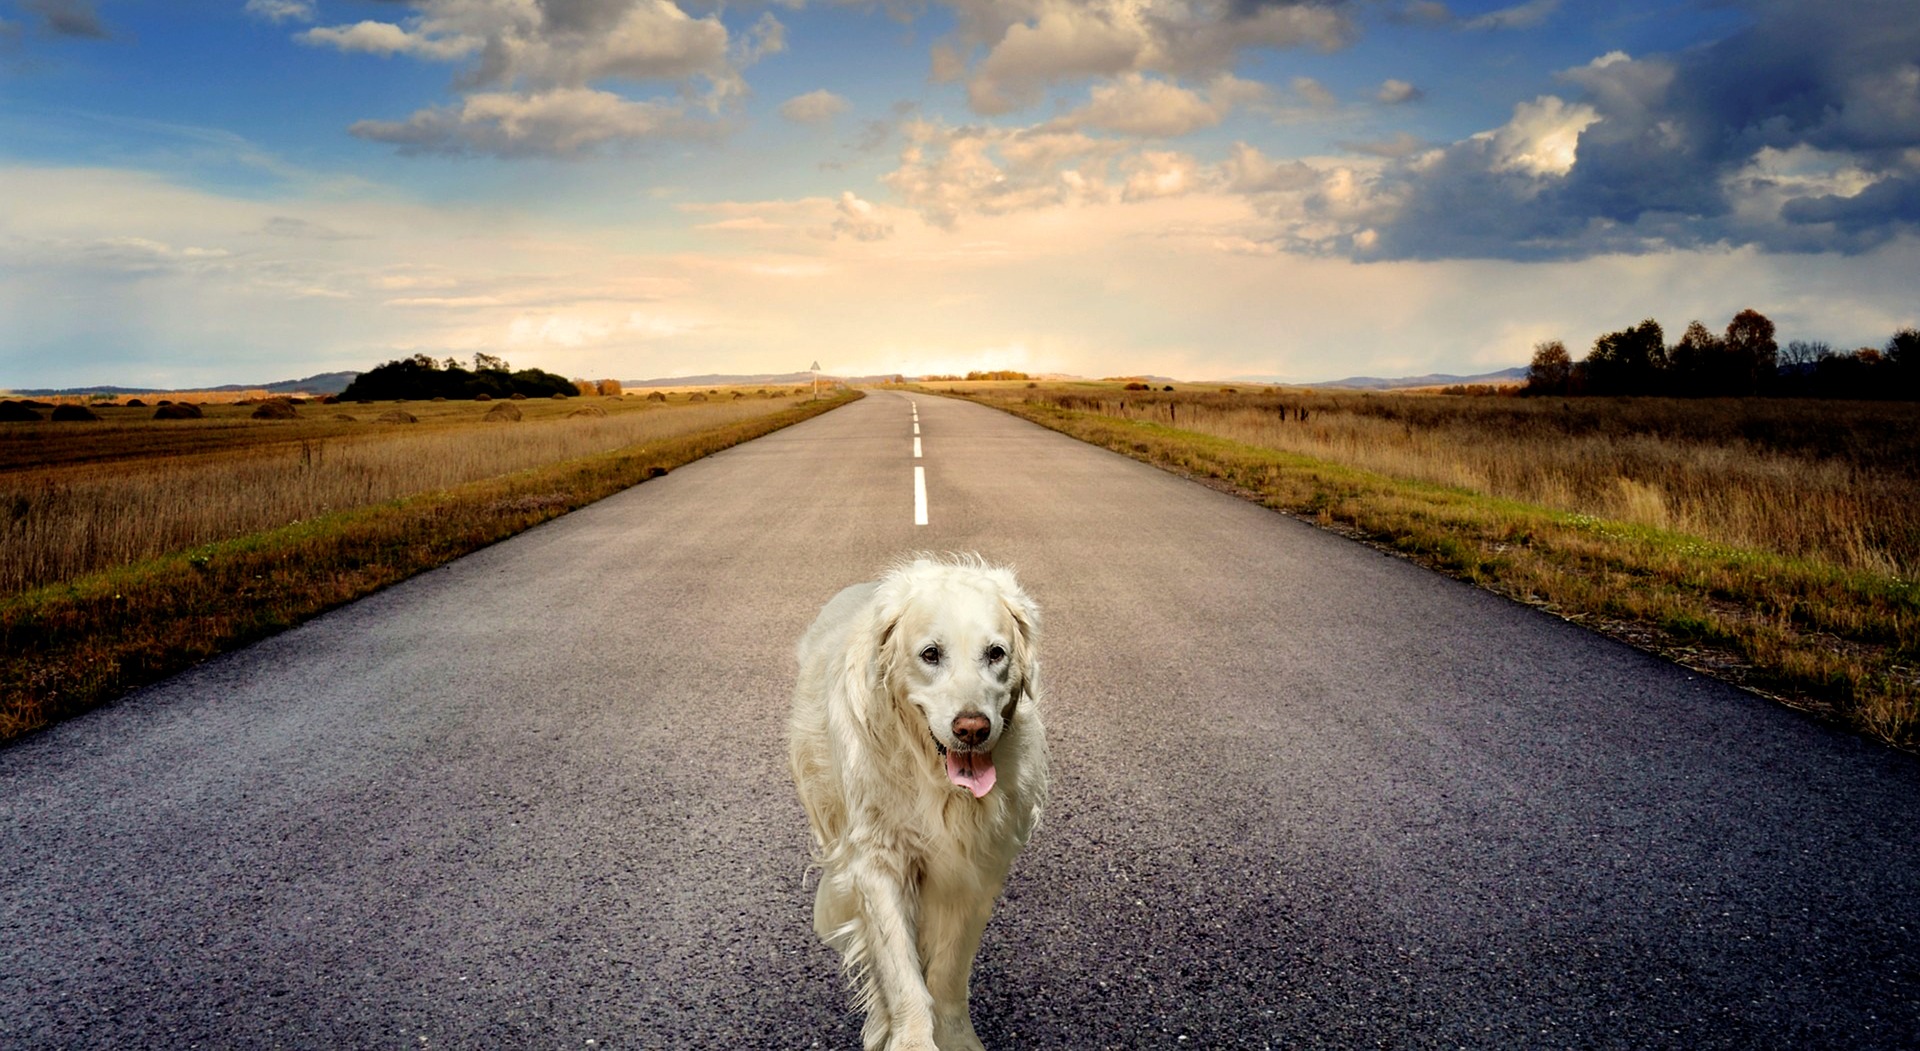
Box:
[951,713,990,749]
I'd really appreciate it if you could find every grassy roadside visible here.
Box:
[0,391,858,744]
[939,390,1917,753]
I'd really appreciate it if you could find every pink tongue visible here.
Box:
[945,750,998,798]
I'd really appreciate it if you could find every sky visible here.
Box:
[0,0,1916,387]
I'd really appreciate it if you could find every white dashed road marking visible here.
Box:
[911,402,927,525]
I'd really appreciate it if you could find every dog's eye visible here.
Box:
[920,645,941,665]
[986,645,1006,663]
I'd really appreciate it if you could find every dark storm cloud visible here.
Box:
[1351,0,1920,260]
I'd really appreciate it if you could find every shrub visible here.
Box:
[0,401,43,422]
[153,403,204,420]
[596,378,622,397]
[51,404,102,422]
[1124,382,1151,391]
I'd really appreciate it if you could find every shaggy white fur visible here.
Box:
[789,555,1049,1051]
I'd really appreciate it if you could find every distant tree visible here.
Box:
[573,379,598,397]
[1667,320,1721,396]
[1722,308,1778,395]
[1525,339,1572,395]
[1886,327,1920,398]
[1585,319,1667,396]
[596,378,623,396]
[1782,340,1829,368]
[473,352,510,373]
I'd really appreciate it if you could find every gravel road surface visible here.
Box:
[4,390,1916,1048]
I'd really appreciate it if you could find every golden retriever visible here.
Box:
[789,555,1049,1051]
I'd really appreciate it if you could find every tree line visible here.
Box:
[1527,310,1919,399]
[339,353,578,402]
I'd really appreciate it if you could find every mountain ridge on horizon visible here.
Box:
[9,364,1532,398]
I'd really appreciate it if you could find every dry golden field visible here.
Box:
[936,381,1919,751]
[1017,385,1920,576]
[1,392,798,597]
[0,389,858,742]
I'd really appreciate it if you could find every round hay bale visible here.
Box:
[569,405,607,418]
[333,413,358,421]
[52,404,102,422]
[646,391,667,402]
[770,390,787,398]
[250,399,298,420]
[287,397,307,405]
[483,402,523,422]
[20,399,53,409]
[475,393,493,402]
[551,393,567,400]
[510,393,527,401]
[156,399,173,406]
[376,409,418,424]
[125,398,147,407]
[153,403,204,420]
[0,401,44,422]
[732,391,745,398]
[431,396,447,403]
[688,392,708,403]
[319,394,340,404]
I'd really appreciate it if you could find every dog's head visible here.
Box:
[873,556,1038,798]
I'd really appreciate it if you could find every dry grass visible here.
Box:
[2,395,791,597]
[1020,387,1920,577]
[0,391,859,742]
[939,382,1918,752]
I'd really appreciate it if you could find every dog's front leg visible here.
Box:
[918,887,993,1051]
[852,850,938,1050]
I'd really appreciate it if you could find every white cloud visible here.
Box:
[350,87,692,156]
[1121,150,1202,200]
[298,0,776,157]
[1061,73,1267,138]
[1474,95,1600,177]
[1377,79,1423,105]
[244,0,314,23]
[779,89,851,125]
[298,20,480,61]
[1464,0,1559,31]
[952,0,1352,115]
[830,192,894,241]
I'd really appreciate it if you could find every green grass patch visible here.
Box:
[0,392,859,744]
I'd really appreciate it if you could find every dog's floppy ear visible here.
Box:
[998,577,1041,704]
[834,585,909,734]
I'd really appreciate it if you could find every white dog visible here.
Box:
[789,555,1049,1051]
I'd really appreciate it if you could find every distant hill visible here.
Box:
[10,371,360,397]
[626,371,909,388]
[1265,366,1529,390]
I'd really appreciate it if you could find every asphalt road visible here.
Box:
[4,390,1916,1049]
